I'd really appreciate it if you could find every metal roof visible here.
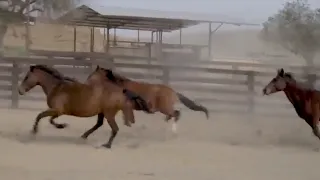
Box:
[55,4,259,32]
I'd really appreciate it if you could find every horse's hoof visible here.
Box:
[30,129,37,135]
[56,123,68,129]
[101,143,111,149]
[80,134,87,139]
[125,123,132,127]
[75,138,87,145]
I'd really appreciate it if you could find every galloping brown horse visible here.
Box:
[89,66,209,133]
[262,68,320,140]
[18,64,141,148]
[86,66,152,114]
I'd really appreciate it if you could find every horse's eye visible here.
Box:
[23,73,29,81]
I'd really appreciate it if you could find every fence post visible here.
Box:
[247,71,255,113]
[11,62,20,108]
[162,66,170,85]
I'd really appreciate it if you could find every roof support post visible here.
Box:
[208,22,224,59]
[73,26,77,52]
[179,28,182,45]
[90,27,95,52]
[208,23,212,59]
[157,30,168,85]
[159,30,163,43]
[25,0,31,52]
[151,31,154,43]
[137,29,140,44]
[103,28,106,51]
[105,27,110,52]
[113,28,117,46]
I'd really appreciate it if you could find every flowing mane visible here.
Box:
[284,72,315,90]
[284,72,293,79]
[104,69,130,83]
[32,65,77,82]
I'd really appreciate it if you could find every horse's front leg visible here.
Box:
[311,101,320,140]
[32,109,60,134]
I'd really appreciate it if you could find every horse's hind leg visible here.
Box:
[81,113,104,139]
[32,109,60,134]
[163,109,180,133]
[312,125,320,140]
[171,110,180,133]
[311,118,320,140]
[311,103,320,140]
[101,116,119,149]
[49,115,68,129]
[165,110,180,121]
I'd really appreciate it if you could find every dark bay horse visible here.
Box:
[89,66,209,133]
[18,64,140,148]
[262,68,320,140]
[86,66,152,115]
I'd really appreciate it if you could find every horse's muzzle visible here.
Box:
[18,86,26,95]
[262,88,271,95]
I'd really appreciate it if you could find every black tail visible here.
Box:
[123,89,152,114]
[176,92,209,119]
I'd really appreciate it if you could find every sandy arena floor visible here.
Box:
[0,108,320,180]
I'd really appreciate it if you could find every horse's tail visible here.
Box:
[176,92,209,119]
[123,89,152,114]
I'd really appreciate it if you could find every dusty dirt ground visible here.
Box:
[0,108,320,180]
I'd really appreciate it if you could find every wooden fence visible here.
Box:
[0,51,318,118]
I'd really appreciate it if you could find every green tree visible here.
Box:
[261,0,320,67]
[0,0,78,54]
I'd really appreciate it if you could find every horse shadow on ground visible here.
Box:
[0,130,90,147]
[215,131,320,152]
[273,136,320,152]
[0,125,179,149]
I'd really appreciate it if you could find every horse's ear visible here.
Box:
[278,68,284,77]
[95,65,100,71]
[107,69,115,77]
[30,65,35,72]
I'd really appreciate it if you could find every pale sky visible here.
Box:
[87,0,320,37]
[91,0,319,23]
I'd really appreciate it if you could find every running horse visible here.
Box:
[88,66,209,133]
[18,64,149,148]
[262,68,320,140]
[86,67,152,115]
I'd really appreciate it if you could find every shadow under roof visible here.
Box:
[55,4,259,32]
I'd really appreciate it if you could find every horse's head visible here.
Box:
[86,66,105,84]
[262,68,294,95]
[18,65,44,95]
[19,64,70,95]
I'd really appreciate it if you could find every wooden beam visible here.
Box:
[106,28,110,52]
[113,28,117,46]
[179,28,182,44]
[208,23,212,58]
[73,26,77,52]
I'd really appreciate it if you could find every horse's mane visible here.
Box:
[104,68,130,83]
[284,72,293,79]
[32,65,77,82]
[284,72,314,90]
